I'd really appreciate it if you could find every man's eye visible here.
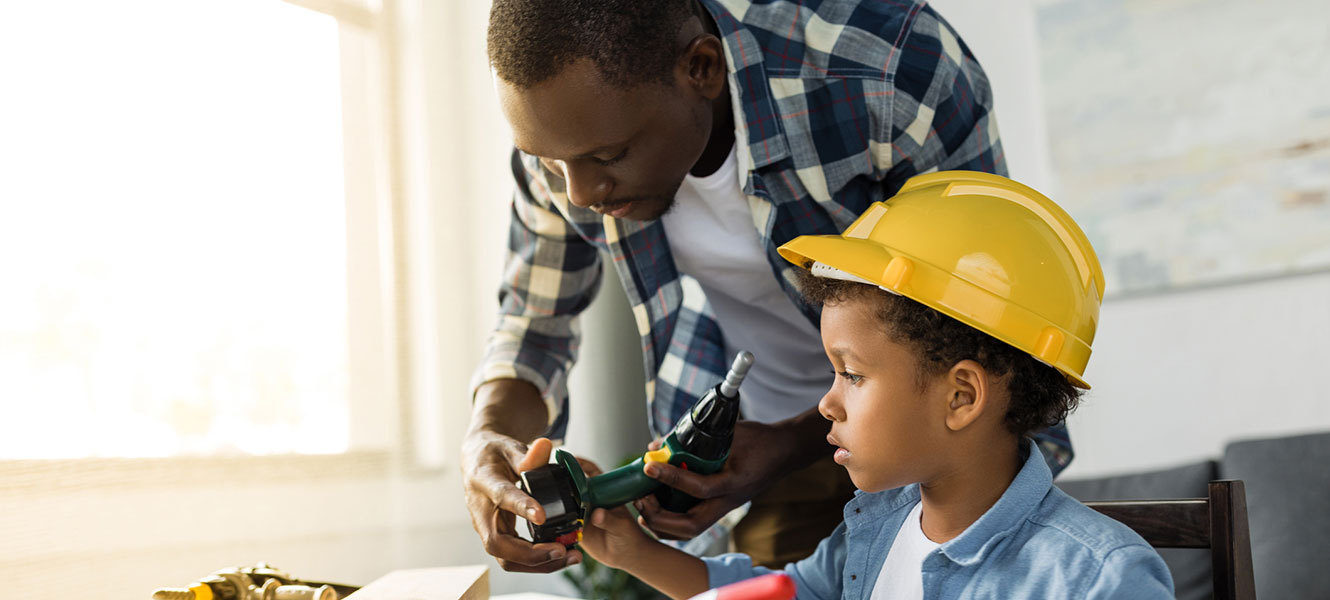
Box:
[592,149,628,166]
[539,158,565,177]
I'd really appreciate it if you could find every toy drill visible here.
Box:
[519,351,754,547]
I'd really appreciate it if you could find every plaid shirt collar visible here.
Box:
[708,0,793,172]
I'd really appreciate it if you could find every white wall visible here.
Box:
[1071,272,1330,477]
[931,0,1330,478]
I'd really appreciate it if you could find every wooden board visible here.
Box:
[345,566,489,600]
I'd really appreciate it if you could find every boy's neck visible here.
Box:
[916,434,1024,544]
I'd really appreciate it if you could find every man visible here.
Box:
[465,0,1071,574]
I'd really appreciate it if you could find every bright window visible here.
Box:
[0,0,362,458]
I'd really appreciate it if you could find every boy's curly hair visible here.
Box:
[797,269,1082,438]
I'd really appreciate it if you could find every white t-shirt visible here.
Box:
[870,502,940,600]
[660,144,832,424]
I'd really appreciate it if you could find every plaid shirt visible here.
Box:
[475,0,1074,473]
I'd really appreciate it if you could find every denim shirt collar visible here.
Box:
[937,439,1052,566]
[842,439,1052,595]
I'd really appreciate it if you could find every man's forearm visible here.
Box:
[469,378,549,442]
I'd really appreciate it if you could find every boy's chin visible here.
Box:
[847,471,884,494]
[848,470,910,494]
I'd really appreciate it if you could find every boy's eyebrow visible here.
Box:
[827,346,860,363]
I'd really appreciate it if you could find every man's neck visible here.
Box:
[915,435,1024,544]
[691,90,735,177]
[688,0,734,178]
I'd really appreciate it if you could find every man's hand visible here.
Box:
[462,379,580,573]
[633,417,825,540]
[461,433,581,572]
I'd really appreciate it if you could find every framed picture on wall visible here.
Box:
[1035,0,1330,296]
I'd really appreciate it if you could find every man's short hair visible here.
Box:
[797,269,1083,438]
[488,0,694,88]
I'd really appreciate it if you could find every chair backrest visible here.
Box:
[1083,479,1257,600]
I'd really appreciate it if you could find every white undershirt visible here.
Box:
[660,144,832,423]
[871,502,940,600]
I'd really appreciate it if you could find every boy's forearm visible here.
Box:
[615,539,711,600]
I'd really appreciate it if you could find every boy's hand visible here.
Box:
[580,505,653,570]
[570,456,654,569]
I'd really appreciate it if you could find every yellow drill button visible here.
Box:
[643,446,672,464]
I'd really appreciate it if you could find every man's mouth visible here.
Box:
[594,200,634,218]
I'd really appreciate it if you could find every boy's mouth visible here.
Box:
[826,434,850,464]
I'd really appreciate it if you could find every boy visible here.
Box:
[521,171,1174,598]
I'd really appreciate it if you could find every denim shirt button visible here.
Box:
[850,574,857,581]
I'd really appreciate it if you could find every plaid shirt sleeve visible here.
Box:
[881,4,1006,186]
[469,150,603,431]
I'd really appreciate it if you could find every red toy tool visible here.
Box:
[686,573,797,600]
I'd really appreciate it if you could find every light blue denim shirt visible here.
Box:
[704,440,1174,599]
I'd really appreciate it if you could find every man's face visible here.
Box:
[496,59,712,222]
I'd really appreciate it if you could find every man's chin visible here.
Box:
[615,196,676,222]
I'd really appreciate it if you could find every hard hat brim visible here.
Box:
[779,234,1092,390]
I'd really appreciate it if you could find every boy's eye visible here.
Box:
[837,371,863,385]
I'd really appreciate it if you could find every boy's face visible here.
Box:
[817,297,947,493]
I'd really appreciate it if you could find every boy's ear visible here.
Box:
[942,360,991,432]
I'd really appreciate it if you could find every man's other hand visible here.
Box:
[633,420,794,540]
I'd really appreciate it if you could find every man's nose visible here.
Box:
[562,162,612,209]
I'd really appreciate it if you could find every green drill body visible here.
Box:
[519,351,753,546]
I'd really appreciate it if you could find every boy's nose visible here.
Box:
[817,390,842,422]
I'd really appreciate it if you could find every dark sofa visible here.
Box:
[1056,431,1330,599]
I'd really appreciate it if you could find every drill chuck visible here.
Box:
[672,351,751,461]
[718,351,753,398]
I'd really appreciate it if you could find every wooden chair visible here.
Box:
[1084,479,1257,600]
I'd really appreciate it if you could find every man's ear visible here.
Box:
[677,35,727,99]
[942,360,991,432]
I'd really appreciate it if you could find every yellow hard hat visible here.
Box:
[778,171,1104,389]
